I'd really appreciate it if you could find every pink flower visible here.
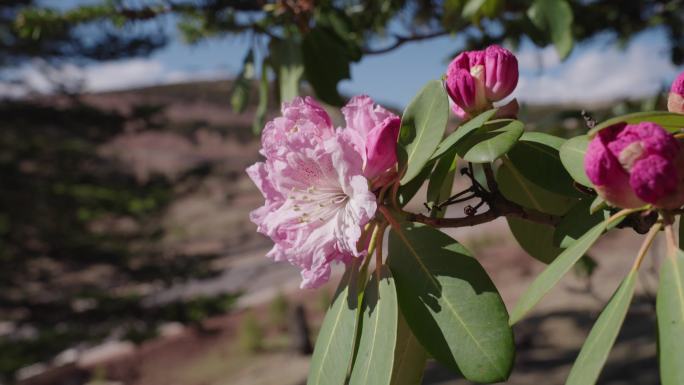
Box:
[247,97,377,288]
[668,70,684,114]
[445,45,519,119]
[585,122,684,208]
[341,95,401,182]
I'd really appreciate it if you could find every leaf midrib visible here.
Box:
[405,93,441,167]
[392,226,505,379]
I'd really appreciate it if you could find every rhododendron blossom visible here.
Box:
[584,122,684,209]
[247,96,401,288]
[445,44,519,119]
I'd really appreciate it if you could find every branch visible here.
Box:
[363,30,450,55]
[407,193,560,228]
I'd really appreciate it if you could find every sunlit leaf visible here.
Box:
[388,221,514,383]
[453,119,524,163]
[509,217,623,324]
[565,272,636,385]
[590,111,684,136]
[559,135,592,187]
[398,80,449,184]
[349,266,398,385]
[657,248,684,385]
[431,108,498,160]
[308,262,361,385]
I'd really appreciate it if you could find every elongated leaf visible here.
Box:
[388,222,514,383]
[508,133,581,197]
[270,39,303,103]
[528,0,574,59]
[554,198,608,248]
[559,135,592,187]
[308,263,361,385]
[657,248,684,385]
[590,111,684,136]
[349,266,398,385]
[453,119,524,163]
[252,62,269,135]
[432,108,498,160]
[302,27,351,106]
[390,311,428,385]
[230,50,254,113]
[398,80,449,184]
[497,160,574,216]
[427,147,458,217]
[508,217,563,264]
[565,272,637,385]
[397,160,434,207]
[509,218,621,324]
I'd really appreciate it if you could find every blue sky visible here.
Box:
[13,2,684,107]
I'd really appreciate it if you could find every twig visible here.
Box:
[363,30,450,55]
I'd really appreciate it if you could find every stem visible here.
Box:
[483,163,498,193]
[375,225,386,281]
[664,214,678,256]
[631,222,662,271]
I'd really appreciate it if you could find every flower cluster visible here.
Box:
[246,96,399,288]
[585,122,684,209]
[445,44,519,119]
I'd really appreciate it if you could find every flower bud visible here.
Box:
[668,70,684,114]
[364,116,401,180]
[484,45,519,102]
[585,122,684,209]
[445,45,519,119]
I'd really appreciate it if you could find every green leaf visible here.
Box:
[389,311,428,385]
[252,62,269,135]
[554,198,608,248]
[590,111,684,136]
[230,50,254,113]
[388,222,514,383]
[497,160,575,216]
[508,218,563,264]
[559,135,592,187]
[462,0,487,18]
[427,148,458,217]
[398,80,450,184]
[508,132,581,197]
[509,218,621,324]
[565,272,637,385]
[528,0,574,59]
[590,196,607,214]
[302,28,352,106]
[349,266,398,385]
[270,39,303,103]
[431,108,498,161]
[453,119,524,163]
[397,160,434,207]
[657,248,684,385]
[308,262,361,385]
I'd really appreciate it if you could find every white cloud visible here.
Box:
[514,40,683,105]
[0,58,227,97]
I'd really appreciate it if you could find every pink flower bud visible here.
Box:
[341,95,401,181]
[668,70,684,114]
[484,45,519,102]
[445,45,519,119]
[585,122,683,208]
[364,116,401,180]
